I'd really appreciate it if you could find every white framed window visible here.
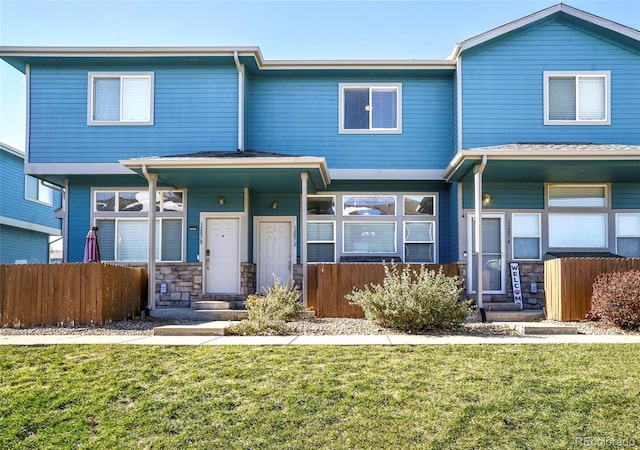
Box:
[544,71,610,125]
[343,195,396,216]
[25,175,53,205]
[403,195,435,216]
[512,213,541,260]
[548,213,607,248]
[88,72,154,125]
[307,221,336,263]
[307,195,336,216]
[404,221,435,263]
[616,214,640,257]
[338,83,402,134]
[547,184,607,208]
[343,222,396,254]
[93,189,185,262]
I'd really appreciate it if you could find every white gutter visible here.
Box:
[141,164,158,311]
[233,51,245,151]
[456,55,462,153]
[473,155,488,321]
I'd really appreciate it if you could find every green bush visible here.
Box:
[346,263,473,333]
[590,270,640,330]
[226,277,307,336]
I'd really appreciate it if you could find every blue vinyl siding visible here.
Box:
[29,64,238,163]
[461,20,640,148]
[0,225,49,264]
[612,184,640,209]
[248,74,453,169]
[0,149,61,230]
[462,183,544,210]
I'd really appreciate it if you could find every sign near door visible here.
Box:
[509,262,524,309]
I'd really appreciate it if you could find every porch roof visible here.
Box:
[120,150,330,192]
[443,143,640,183]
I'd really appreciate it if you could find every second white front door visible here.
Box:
[205,217,240,294]
[257,220,293,292]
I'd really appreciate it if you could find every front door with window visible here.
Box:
[205,218,240,294]
[467,215,506,294]
[256,220,294,292]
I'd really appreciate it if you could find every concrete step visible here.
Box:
[513,323,579,335]
[483,302,523,312]
[153,321,240,336]
[480,309,546,322]
[191,300,246,310]
[192,309,249,321]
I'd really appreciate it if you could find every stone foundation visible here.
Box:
[155,263,202,308]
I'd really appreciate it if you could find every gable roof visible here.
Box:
[448,3,640,59]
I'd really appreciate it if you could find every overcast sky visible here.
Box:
[1,0,638,150]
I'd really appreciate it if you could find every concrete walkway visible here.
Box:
[2,333,640,346]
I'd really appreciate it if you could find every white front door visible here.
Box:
[257,220,293,292]
[467,214,506,294]
[205,218,240,293]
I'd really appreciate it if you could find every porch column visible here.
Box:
[473,156,488,320]
[300,172,309,307]
[142,167,158,311]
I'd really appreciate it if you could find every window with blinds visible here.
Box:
[547,185,607,208]
[89,72,154,125]
[339,83,402,133]
[544,72,609,125]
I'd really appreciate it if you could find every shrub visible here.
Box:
[225,277,308,336]
[346,263,473,333]
[590,270,640,330]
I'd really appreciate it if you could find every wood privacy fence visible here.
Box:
[544,258,640,322]
[0,263,147,327]
[307,263,460,318]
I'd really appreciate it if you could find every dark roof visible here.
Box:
[164,149,301,158]
[546,252,624,259]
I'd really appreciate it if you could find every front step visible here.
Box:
[153,321,239,336]
[483,302,523,312]
[191,300,246,310]
[485,309,546,322]
[191,309,248,321]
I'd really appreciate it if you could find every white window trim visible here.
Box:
[342,194,397,216]
[403,221,436,263]
[342,221,398,254]
[307,194,337,216]
[91,188,186,262]
[511,213,542,261]
[338,83,402,134]
[546,184,609,209]
[615,213,640,257]
[543,71,610,126]
[24,175,53,206]
[307,220,336,263]
[403,194,436,216]
[548,213,609,249]
[87,72,154,126]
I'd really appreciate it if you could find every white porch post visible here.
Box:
[142,166,158,311]
[473,156,488,320]
[300,172,309,307]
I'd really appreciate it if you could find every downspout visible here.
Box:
[233,51,245,151]
[142,164,158,311]
[300,173,309,307]
[473,155,488,322]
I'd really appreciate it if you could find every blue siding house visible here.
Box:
[1,4,638,312]
[0,142,62,264]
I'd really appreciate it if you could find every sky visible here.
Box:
[1,0,639,151]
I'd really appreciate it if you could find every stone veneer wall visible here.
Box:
[458,261,545,309]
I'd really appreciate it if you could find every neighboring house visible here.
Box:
[0,142,62,264]
[1,4,638,310]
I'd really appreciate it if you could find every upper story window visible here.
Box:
[544,72,610,125]
[25,175,53,206]
[88,72,154,125]
[547,184,607,208]
[339,83,402,134]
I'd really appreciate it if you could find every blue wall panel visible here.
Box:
[0,149,61,229]
[29,63,238,163]
[248,74,454,169]
[0,225,49,264]
[612,184,640,209]
[461,20,640,148]
[462,183,544,210]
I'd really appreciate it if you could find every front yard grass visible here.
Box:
[1,344,639,449]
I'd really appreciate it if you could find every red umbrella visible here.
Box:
[83,226,101,262]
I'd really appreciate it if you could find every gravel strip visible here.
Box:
[1,318,637,336]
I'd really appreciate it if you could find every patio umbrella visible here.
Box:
[83,226,101,262]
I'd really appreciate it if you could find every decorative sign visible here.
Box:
[509,262,524,309]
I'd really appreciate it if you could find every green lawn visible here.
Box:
[1,345,639,449]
